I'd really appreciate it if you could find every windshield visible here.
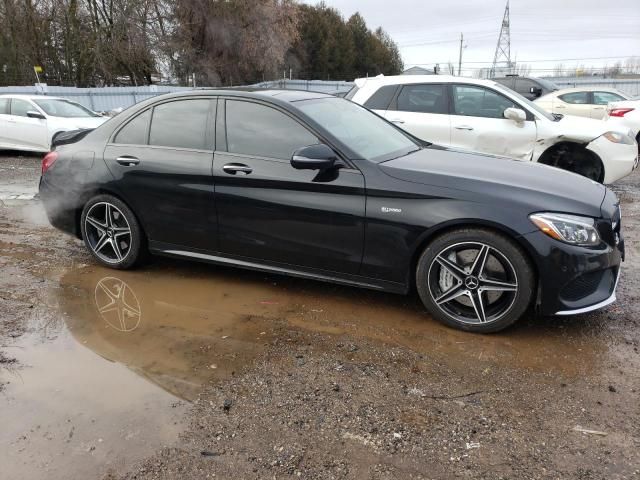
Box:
[296,97,419,162]
[34,99,99,118]
[536,77,560,91]
[492,83,557,121]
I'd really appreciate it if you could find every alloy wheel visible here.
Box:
[427,241,518,325]
[84,202,132,264]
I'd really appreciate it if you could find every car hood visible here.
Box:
[380,147,607,218]
[547,115,610,142]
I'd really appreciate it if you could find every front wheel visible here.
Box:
[80,194,146,269]
[416,228,535,333]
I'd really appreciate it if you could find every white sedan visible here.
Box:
[534,86,631,120]
[0,95,108,152]
[347,75,638,183]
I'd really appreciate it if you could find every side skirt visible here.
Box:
[150,242,408,295]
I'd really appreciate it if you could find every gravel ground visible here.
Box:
[1,152,639,479]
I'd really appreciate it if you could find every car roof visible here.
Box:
[550,86,626,95]
[164,88,333,103]
[352,74,502,89]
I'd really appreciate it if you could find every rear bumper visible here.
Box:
[38,176,80,238]
[587,136,638,183]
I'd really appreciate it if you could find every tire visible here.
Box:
[80,194,147,270]
[416,228,535,333]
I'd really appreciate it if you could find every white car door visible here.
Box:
[7,98,49,151]
[0,98,12,147]
[554,92,592,118]
[381,83,451,146]
[449,84,537,160]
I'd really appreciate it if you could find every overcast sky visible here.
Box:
[303,0,640,76]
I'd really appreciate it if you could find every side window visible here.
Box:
[515,79,537,93]
[593,91,625,105]
[396,84,448,114]
[0,98,9,114]
[452,85,517,119]
[363,85,397,110]
[149,99,212,150]
[558,92,589,104]
[114,109,151,145]
[225,100,318,160]
[11,99,33,117]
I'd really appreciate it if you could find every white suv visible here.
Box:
[347,75,638,183]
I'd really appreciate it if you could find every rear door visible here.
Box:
[7,98,49,150]
[555,91,592,118]
[103,97,217,251]
[449,84,537,160]
[213,98,365,274]
[382,83,451,145]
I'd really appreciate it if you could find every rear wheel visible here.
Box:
[416,228,535,333]
[80,194,146,269]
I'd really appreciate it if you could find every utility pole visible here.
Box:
[458,33,464,76]
[491,1,512,78]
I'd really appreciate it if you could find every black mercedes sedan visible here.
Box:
[39,89,624,333]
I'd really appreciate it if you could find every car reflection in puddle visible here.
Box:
[58,261,608,402]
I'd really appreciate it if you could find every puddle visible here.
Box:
[1,259,613,479]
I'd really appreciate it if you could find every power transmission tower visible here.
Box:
[490,1,512,78]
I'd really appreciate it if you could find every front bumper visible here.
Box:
[587,135,638,184]
[521,209,623,316]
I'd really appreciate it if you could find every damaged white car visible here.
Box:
[347,75,638,183]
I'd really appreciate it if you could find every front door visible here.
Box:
[103,98,217,251]
[213,99,365,275]
[7,98,49,150]
[449,84,537,160]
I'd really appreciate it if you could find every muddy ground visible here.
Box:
[1,151,639,480]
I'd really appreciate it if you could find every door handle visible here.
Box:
[116,156,140,166]
[454,125,474,131]
[555,105,566,109]
[390,119,405,124]
[594,106,605,110]
[223,163,253,175]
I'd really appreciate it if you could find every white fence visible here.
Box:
[0,80,355,112]
[0,85,193,112]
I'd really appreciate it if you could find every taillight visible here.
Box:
[42,151,58,174]
[609,107,635,117]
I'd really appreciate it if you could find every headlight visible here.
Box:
[530,213,600,246]
[602,131,635,145]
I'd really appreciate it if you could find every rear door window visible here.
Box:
[395,84,448,114]
[363,85,397,110]
[114,109,151,145]
[558,92,589,104]
[149,99,213,150]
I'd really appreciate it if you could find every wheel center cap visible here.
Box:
[107,228,114,237]
[465,276,479,290]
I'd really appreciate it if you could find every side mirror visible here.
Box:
[529,86,543,98]
[27,110,46,120]
[291,144,339,170]
[504,107,526,123]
